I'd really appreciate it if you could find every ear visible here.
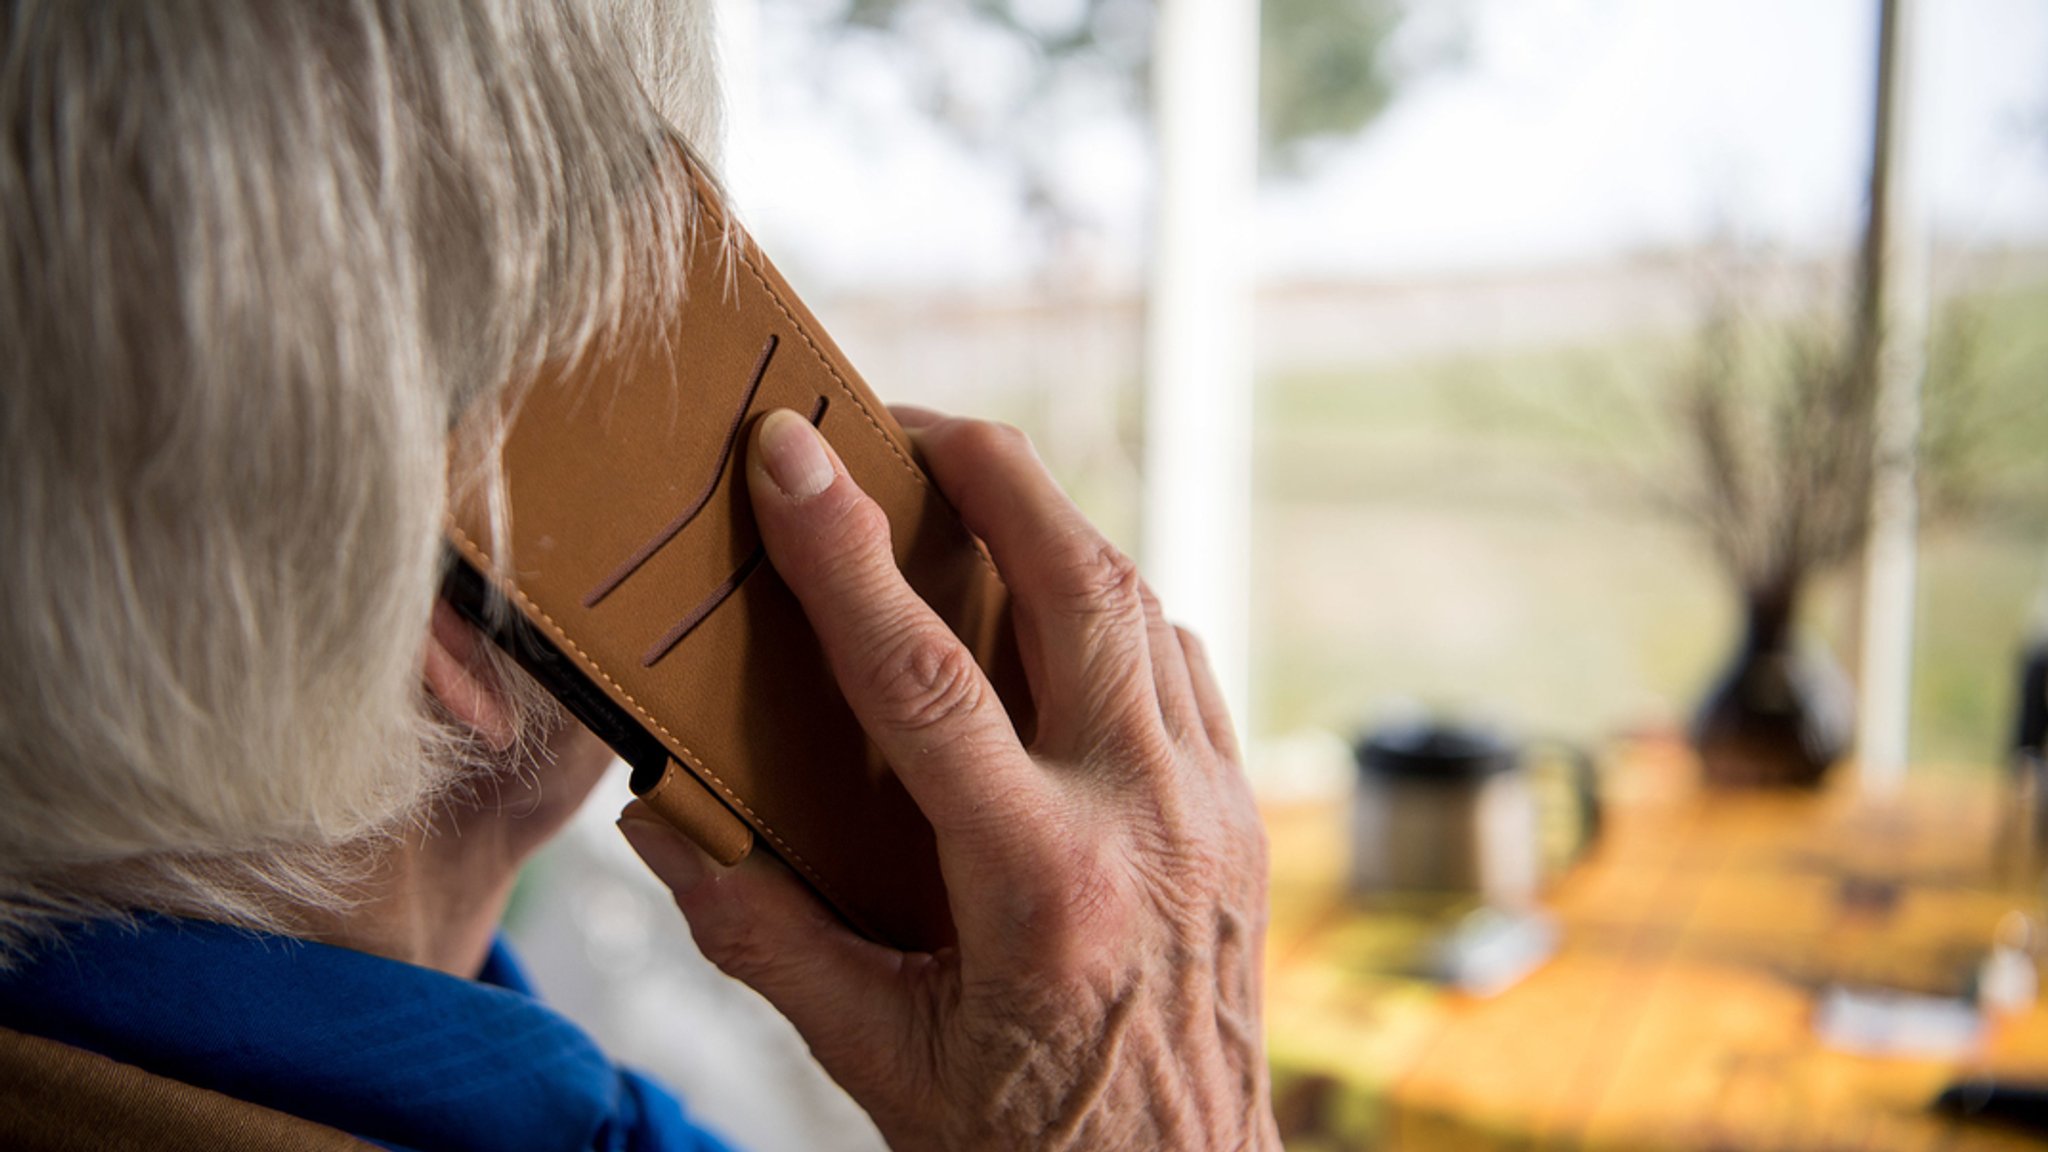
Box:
[423,599,518,753]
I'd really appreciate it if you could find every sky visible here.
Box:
[728,0,2048,290]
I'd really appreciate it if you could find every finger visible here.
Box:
[1140,584,1202,742]
[1176,626,1241,760]
[618,808,922,1093]
[886,404,1059,735]
[888,403,946,430]
[745,409,1041,839]
[910,417,1161,751]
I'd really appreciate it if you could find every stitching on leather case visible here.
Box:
[445,523,853,918]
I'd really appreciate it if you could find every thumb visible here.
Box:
[617,806,920,1080]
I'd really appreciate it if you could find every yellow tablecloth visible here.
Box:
[1265,740,2048,1150]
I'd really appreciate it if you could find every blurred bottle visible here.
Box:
[2015,614,2048,768]
[2001,591,2048,890]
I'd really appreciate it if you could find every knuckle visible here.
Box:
[1086,712,1179,782]
[866,627,987,734]
[1238,807,1271,879]
[1055,538,1143,615]
[686,901,781,985]
[1021,837,1133,946]
[816,491,894,559]
[1206,777,1270,885]
[953,418,1036,463]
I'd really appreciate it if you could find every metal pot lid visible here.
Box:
[1353,720,1518,783]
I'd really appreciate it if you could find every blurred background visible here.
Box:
[510,1,2048,1147]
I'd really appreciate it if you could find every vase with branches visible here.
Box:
[1638,233,2016,788]
[1668,279,1874,786]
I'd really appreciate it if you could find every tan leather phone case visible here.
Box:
[444,169,1030,952]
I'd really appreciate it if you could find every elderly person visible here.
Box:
[0,2,1276,1149]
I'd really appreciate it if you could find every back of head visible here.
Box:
[0,0,717,955]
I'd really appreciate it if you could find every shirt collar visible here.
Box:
[0,915,635,1152]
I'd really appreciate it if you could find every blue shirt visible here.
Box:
[0,915,739,1152]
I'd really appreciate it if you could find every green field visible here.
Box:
[1247,281,2048,770]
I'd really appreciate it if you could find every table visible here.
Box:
[1264,739,2048,1150]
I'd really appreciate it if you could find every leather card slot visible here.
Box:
[639,393,831,668]
[583,333,781,609]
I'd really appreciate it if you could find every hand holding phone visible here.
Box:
[621,406,1279,1151]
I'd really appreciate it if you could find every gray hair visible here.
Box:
[0,0,719,957]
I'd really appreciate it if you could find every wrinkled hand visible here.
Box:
[619,407,1277,1151]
